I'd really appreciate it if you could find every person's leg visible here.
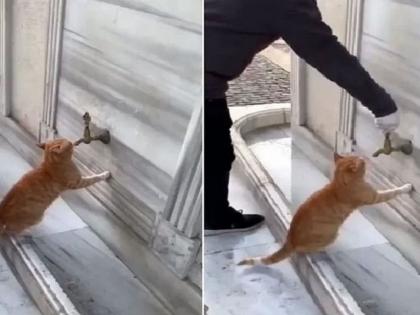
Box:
[204,98,264,235]
[204,98,235,225]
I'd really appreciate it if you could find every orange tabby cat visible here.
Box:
[238,153,412,266]
[0,138,111,234]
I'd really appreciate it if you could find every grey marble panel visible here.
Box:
[56,0,202,240]
[355,0,420,191]
[59,0,201,174]
[353,0,420,257]
[31,227,170,315]
[329,244,420,315]
[56,102,168,240]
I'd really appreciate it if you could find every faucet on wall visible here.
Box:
[74,112,111,146]
[372,133,413,157]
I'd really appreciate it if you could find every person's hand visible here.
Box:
[374,110,400,134]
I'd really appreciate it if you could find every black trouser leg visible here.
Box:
[204,98,235,227]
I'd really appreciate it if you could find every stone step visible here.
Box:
[30,228,170,315]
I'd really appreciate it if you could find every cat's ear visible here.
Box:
[37,143,46,150]
[334,152,343,162]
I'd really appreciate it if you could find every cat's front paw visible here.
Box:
[400,183,413,194]
[100,171,111,180]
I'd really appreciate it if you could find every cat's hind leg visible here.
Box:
[67,171,111,190]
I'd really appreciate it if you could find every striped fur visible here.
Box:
[0,139,110,234]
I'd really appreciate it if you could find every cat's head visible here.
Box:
[37,138,74,163]
[333,153,366,184]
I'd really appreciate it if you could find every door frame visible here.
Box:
[290,0,365,174]
[0,0,65,140]
[336,0,364,154]
[39,0,66,142]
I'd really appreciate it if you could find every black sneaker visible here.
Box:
[204,208,265,236]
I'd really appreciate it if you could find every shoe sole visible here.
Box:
[204,220,264,236]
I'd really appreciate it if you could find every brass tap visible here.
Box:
[74,112,110,146]
[372,133,413,157]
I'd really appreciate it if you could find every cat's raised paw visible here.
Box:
[101,171,111,180]
[400,183,413,193]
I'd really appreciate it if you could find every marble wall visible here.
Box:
[354,0,420,219]
[56,0,202,242]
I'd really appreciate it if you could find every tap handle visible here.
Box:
[372,133,413,157]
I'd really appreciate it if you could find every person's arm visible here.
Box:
[279,0,398,132]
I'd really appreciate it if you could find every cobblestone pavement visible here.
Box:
[227,54,290,106]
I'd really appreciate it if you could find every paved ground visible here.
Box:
[204,162,322,315]
[227,51,290,106]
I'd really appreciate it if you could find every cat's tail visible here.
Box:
[237,241,294,266]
